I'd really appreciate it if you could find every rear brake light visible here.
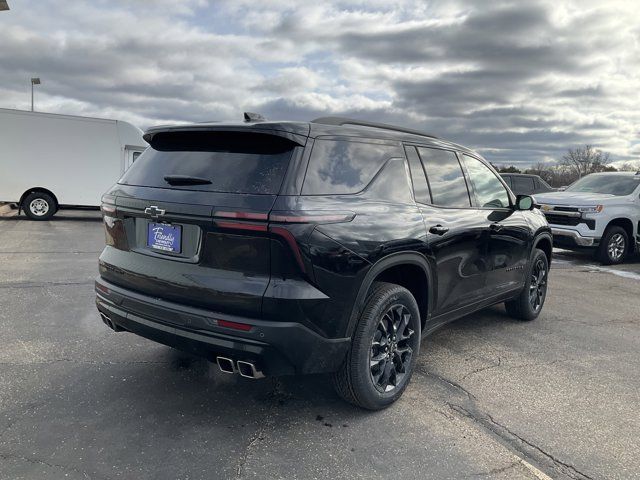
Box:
[213,210,354,225]
[268,212,355,224]
[269,226,306,271]
[211,210,354,274]
[217,319,252,331]
[215,221,268,232]
[214,211,268,221]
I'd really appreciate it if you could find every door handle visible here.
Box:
[490,223,503,232]
[429,225,449,235]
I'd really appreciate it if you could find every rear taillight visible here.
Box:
[268,212,355,224]
[212,210,354,226]
[212,210,355,273]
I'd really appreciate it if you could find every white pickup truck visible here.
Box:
[535,172,640,264]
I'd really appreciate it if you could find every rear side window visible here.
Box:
[512,176,535,194]
[303,139,401,195]
[119,131,296,194]
[417,147,471,207]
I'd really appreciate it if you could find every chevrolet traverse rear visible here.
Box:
[96,115,552,409]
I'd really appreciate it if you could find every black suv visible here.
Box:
[96,116,551,409]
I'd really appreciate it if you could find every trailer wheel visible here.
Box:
[23,192,57,220]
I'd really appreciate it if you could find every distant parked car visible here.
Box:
[536,172,640,264]
[501,173,555,196]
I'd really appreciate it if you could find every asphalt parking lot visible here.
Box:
[1,209,639,480]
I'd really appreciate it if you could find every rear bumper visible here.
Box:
[95,277,350,376]
[551,227,600,247]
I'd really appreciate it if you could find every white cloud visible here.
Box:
[0,0,638,166]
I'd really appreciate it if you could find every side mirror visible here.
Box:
[516,195,534,211]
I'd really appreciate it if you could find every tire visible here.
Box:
[505,249,549,321]
[332,282,421,410]
[597,226,628,265]
[23,192,57,221]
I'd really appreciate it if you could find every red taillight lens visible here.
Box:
[217,319,253,331]
[214,211,269,221]
[211,210,354,274]
[268,212,355,224]
[215,221,268,232]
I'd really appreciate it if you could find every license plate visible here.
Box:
[147,222,182,253]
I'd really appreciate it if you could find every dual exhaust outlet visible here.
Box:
[100,312,263,379]
[216,356,265,379]
[100,312,125,332]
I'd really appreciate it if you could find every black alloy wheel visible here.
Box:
[370,304,415,393]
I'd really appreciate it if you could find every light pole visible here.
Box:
[31,78,41,112]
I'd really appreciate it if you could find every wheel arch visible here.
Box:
[533,232,553,264]
[19,187,59,210]
[347,252,434,337]
[605,218,634,251]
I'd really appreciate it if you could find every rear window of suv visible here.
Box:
[119,131,297,194]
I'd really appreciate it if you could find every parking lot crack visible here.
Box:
[466,460,520,478]
[416,367,477,401]
[0,451,110,479]
[449,404,593,480]
[460,356,502,380]
[235,378,283,478]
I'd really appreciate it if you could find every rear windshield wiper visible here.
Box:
[163,175,212,186]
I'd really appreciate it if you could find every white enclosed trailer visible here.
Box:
[0,108,147,219]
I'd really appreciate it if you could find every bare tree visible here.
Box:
[561,145,611,178]
[616,162,639,172]
[524,162,555,184]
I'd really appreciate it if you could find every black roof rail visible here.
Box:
[311,116,437,139]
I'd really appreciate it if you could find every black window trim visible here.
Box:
[402,143,474,210]
[403,145,432,205]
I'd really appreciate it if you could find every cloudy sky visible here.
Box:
[1,0,639,167]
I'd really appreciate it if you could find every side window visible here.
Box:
[364,158,414,204]
[536,177,551,191]
[404,146,431,204]
[302,139,400,195]
[417,147,471,207]
[502,176,512,188]
[463,155,510,208]
[512,176,535,194]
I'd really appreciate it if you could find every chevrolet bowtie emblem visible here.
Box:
[144,205,166,218]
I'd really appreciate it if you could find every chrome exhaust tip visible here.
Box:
[237,360,265,379]
[100,312,113,329]
[216,356,236,374]
[100,312,125,332]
